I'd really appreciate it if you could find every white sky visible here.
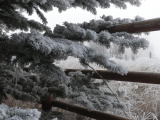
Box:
[31,0,160,57]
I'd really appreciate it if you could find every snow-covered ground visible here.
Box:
[0,103,41,120]
[0,103,58,120]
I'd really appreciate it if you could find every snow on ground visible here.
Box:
[0,103,59,120]
[0,103,41,120]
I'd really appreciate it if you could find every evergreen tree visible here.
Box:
[0,0,149,119]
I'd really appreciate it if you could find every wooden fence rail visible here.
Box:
[65,69,160,84]
[52,99,132,120]
[103,17,160,33]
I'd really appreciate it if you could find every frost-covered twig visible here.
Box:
[87,64,128,117]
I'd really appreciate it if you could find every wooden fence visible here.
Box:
[50,18,160,120]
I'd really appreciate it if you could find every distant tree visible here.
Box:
[0,0,149,119]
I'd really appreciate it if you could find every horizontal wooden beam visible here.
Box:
[104,18,160,33]
[52,99,132,120]
[65,69,160,84]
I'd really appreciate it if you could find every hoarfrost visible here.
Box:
[0,104,41,120]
